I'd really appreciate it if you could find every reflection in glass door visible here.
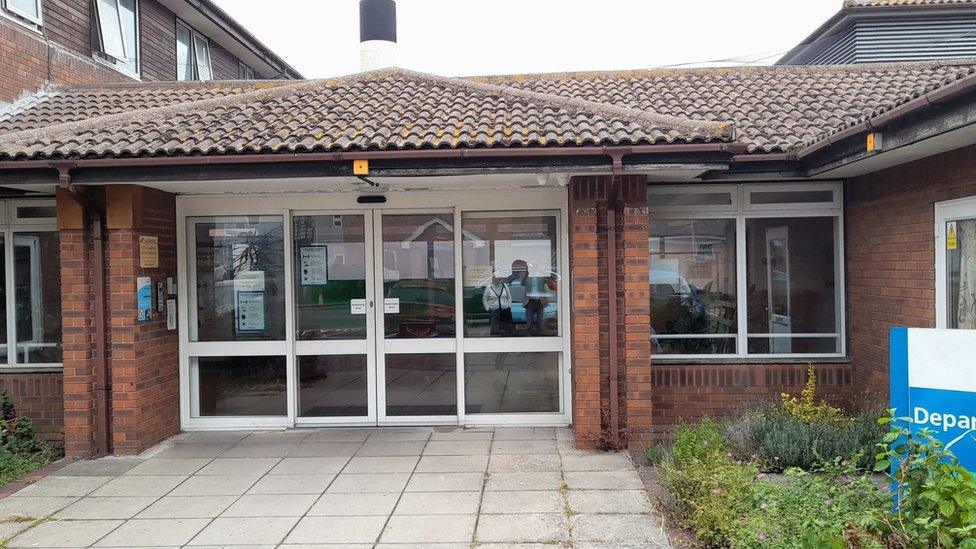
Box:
[293,212,375,423]
[376,213,458,421]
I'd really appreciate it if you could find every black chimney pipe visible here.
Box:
[360,0,397,43]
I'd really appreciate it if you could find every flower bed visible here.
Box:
[1,390,61,488]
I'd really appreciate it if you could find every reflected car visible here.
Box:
[463,266,560,334]
[650,267,708,335]
[384,278,456,338]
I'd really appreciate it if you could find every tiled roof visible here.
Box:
[0,69,731,160]
[843,0,976,7]
[475,60,976,153]
[0,60,974,160]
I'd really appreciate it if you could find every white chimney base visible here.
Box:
[361,40,397,71]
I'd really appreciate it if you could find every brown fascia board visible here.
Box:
[174,0,303,79]
[776,3,971,65]
[0,143,749,178]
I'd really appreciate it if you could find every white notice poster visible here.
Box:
[384,298,400,314]
[300,246,329,286]
[350,298,367,315]
[236,291,266,333]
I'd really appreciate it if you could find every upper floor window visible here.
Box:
[648,183,844,359]
[2,0,42,26]
[177,20,212,81]
[92,0,139,75]
[238,61,255,80]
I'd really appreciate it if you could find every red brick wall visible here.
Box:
[0,371,63,443]
[105,187,180,455]
[846,144,976,401]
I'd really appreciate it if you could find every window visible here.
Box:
[176,20,212,81]
[0,200,61,368]
[935,196,976,329]
[2,0,42,25]
[238,61,255,80]
[648,183,844,358]
[92,0,139,75]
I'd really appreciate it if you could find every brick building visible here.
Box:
[2,2,976,458]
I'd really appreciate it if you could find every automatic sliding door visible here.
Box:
[293,212,375,424]
[376,213,458,422]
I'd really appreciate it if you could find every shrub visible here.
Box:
[780,366,847,424]
[726,407,884,472]
[0,390,60,487]
[872,413,976,548]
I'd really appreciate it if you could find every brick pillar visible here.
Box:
[105,185,180,455]
[569,175,651,450]
[57,188,99,457]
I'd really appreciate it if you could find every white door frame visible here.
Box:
[935,195,976,329]
[177,186,571,431]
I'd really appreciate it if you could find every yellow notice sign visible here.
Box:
[948,222,958,250]
[140,236,159,268]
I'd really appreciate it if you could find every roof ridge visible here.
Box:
[0,86,61,127]
[347,68,734,140]
[55,80,296,91]
[0,79,328,146]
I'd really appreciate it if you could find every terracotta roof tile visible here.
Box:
[843,0,976,6]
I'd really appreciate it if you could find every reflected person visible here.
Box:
[482,272,514,336]
[509,259,549,335]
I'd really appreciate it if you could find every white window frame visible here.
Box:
[176,20,212,81]
[91,0,140,77]
[648,182,845,360]
[238,61,255,80]
[934,195,976,329]
[2,0,42,27]
[0,199,61,372]
[176,187,571,431]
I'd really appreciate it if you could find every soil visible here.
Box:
[631,449,700,548]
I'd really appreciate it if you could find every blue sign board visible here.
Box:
[890,327,976,471]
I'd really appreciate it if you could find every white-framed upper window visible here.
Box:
[2,0,42,26]
[238,61,255,80]
[92,0,139,76]
[0,200,61,370]
[177,20,212,81]
[935,195,976,329]
[648,182,845,359]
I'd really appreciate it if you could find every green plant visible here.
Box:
[872,412,976,548]
[780,366,848,424]
[0,390,61,487]
[644,443,667,466]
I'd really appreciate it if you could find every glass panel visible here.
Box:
[7,0,40,18]
[118,0,138,73]
[0,234,6,364]
[298,355,368,417]
[462,213,559,337]
[193,356,286,416]
[750,190,834,205]
[464,352,559,413]
[648,192,732,208]
[94,0,126,60]
[748,337,839,354]
[746,217,837,354]
[385,354,456,416]
[14,232,61,364]
[15,206,56,220]
[948,218,976,328]
[381,214,455,339]
[194,33,212,81]
[294,215,367,340]
[176,24,193,81]
[650,218,737,354]
[190,215,285,341]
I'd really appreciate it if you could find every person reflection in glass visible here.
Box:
[482,271,514,336]
[509,259,552,336]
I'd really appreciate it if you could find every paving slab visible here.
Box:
[54,459,143,477]
[475,513,569,543]
[429,429,493,441]
[484,471,563,491]
[480,490,565,514]
[267,457,350,475]
[560,451,634,471]
[566,489,651,514]
[93,517,209,547]
[343,455,419,473]
[301,428,373,443]
[364,428,432,442]
[187,516,299,545]
[493,427,557,441]
[393,491,481,515]
[196,458,280,476]
[563,470,644,490]
[123,458,211,476]
[422,440,491,455]
[285,515,388,544]
[326,473,410,493]
[221,494,318,517]
[6,519,123,548]
[490,440,558,455]
[570,513,668,543]
[152,443,233,459]
[169,431,249,445]
[404,472,484,492]
[308,492,400,516]
[488,453,561,472]
[246,473,336,495]
[9,475,114,497]
[380,514,476,544]
[357,440,427,456]
[415,454,488,473]
[285,442,362,457]
[55,496,157,520]
[0,496,78,519]
[169,475,258,496]
[219,442,296,458]
[135,495,237,519]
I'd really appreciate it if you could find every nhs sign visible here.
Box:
[890,327,976,472]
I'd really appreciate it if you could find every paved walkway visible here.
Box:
[0,427,670,548]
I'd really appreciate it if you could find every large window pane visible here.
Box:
[948,218,976,328]
[94,0,126,60]
[746,217,838,354]
[193,33,212,80]
[650,219,736,354]
[14,232,61,364]
[193,356,286,417]
[118,0,138,73]
[462,213,559,337]
[464,352,559,413]
[381,214,455,339]
[298,355,367,417]
[0,235,6,365]
[385,353,456,416]
[191,216,285,341]
[176,24,193,81]
[294,215,367,340]
[6,0,40,19]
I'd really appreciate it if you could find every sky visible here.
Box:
[212,0,841,78]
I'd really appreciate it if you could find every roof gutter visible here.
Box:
[0,143,749,178]
[796,69,976,160]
